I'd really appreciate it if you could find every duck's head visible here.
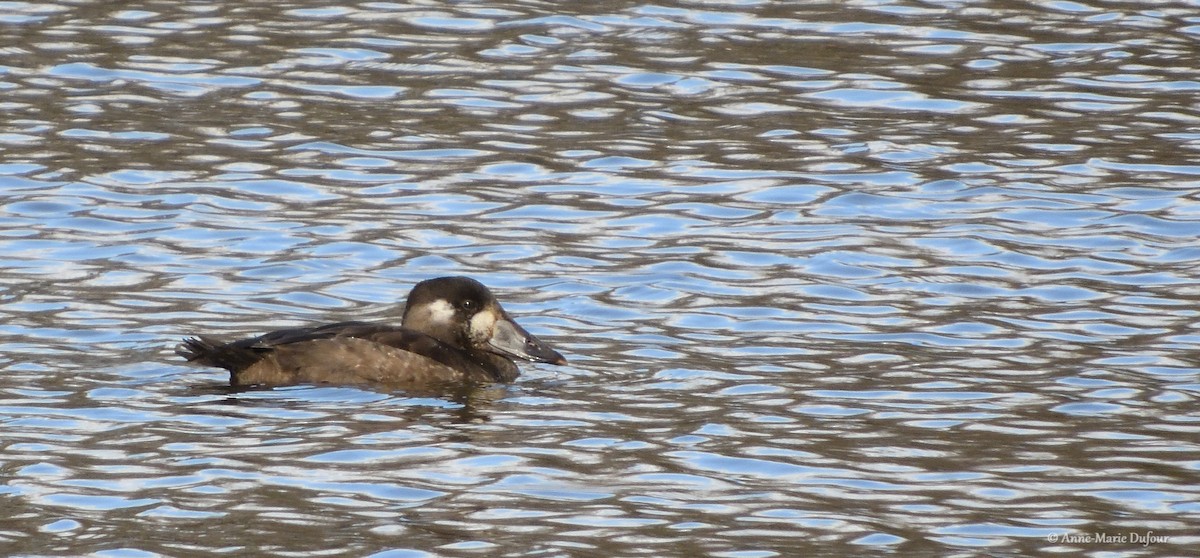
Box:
[402,276,567,366]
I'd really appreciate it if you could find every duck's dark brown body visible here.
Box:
[176,277,565,388]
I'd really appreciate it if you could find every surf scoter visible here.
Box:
[176,276,566,387]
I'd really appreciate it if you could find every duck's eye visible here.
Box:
[460,299,476,311]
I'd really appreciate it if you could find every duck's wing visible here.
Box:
[177,322,501,386]
[175,321,386,374]
[235,336,472,387]
[242,321,386,348]
[249,322,479,370]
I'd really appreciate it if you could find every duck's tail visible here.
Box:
[176,336,262,375]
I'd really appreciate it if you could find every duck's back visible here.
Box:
[177,322,497,387]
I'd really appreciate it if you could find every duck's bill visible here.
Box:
[488,318,567,365]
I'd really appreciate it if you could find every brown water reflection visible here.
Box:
[2,1,1199,557]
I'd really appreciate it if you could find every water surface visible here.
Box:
[2,1,1199,556]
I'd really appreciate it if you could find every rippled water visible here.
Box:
[3,1,1200,556]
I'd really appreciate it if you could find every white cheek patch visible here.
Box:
[424,299,456,324]
[470,308,497,338]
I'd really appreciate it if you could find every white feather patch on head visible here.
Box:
[424,299,457,324]
[469,308,497,338]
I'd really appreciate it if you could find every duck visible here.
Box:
[176,276,566,388]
